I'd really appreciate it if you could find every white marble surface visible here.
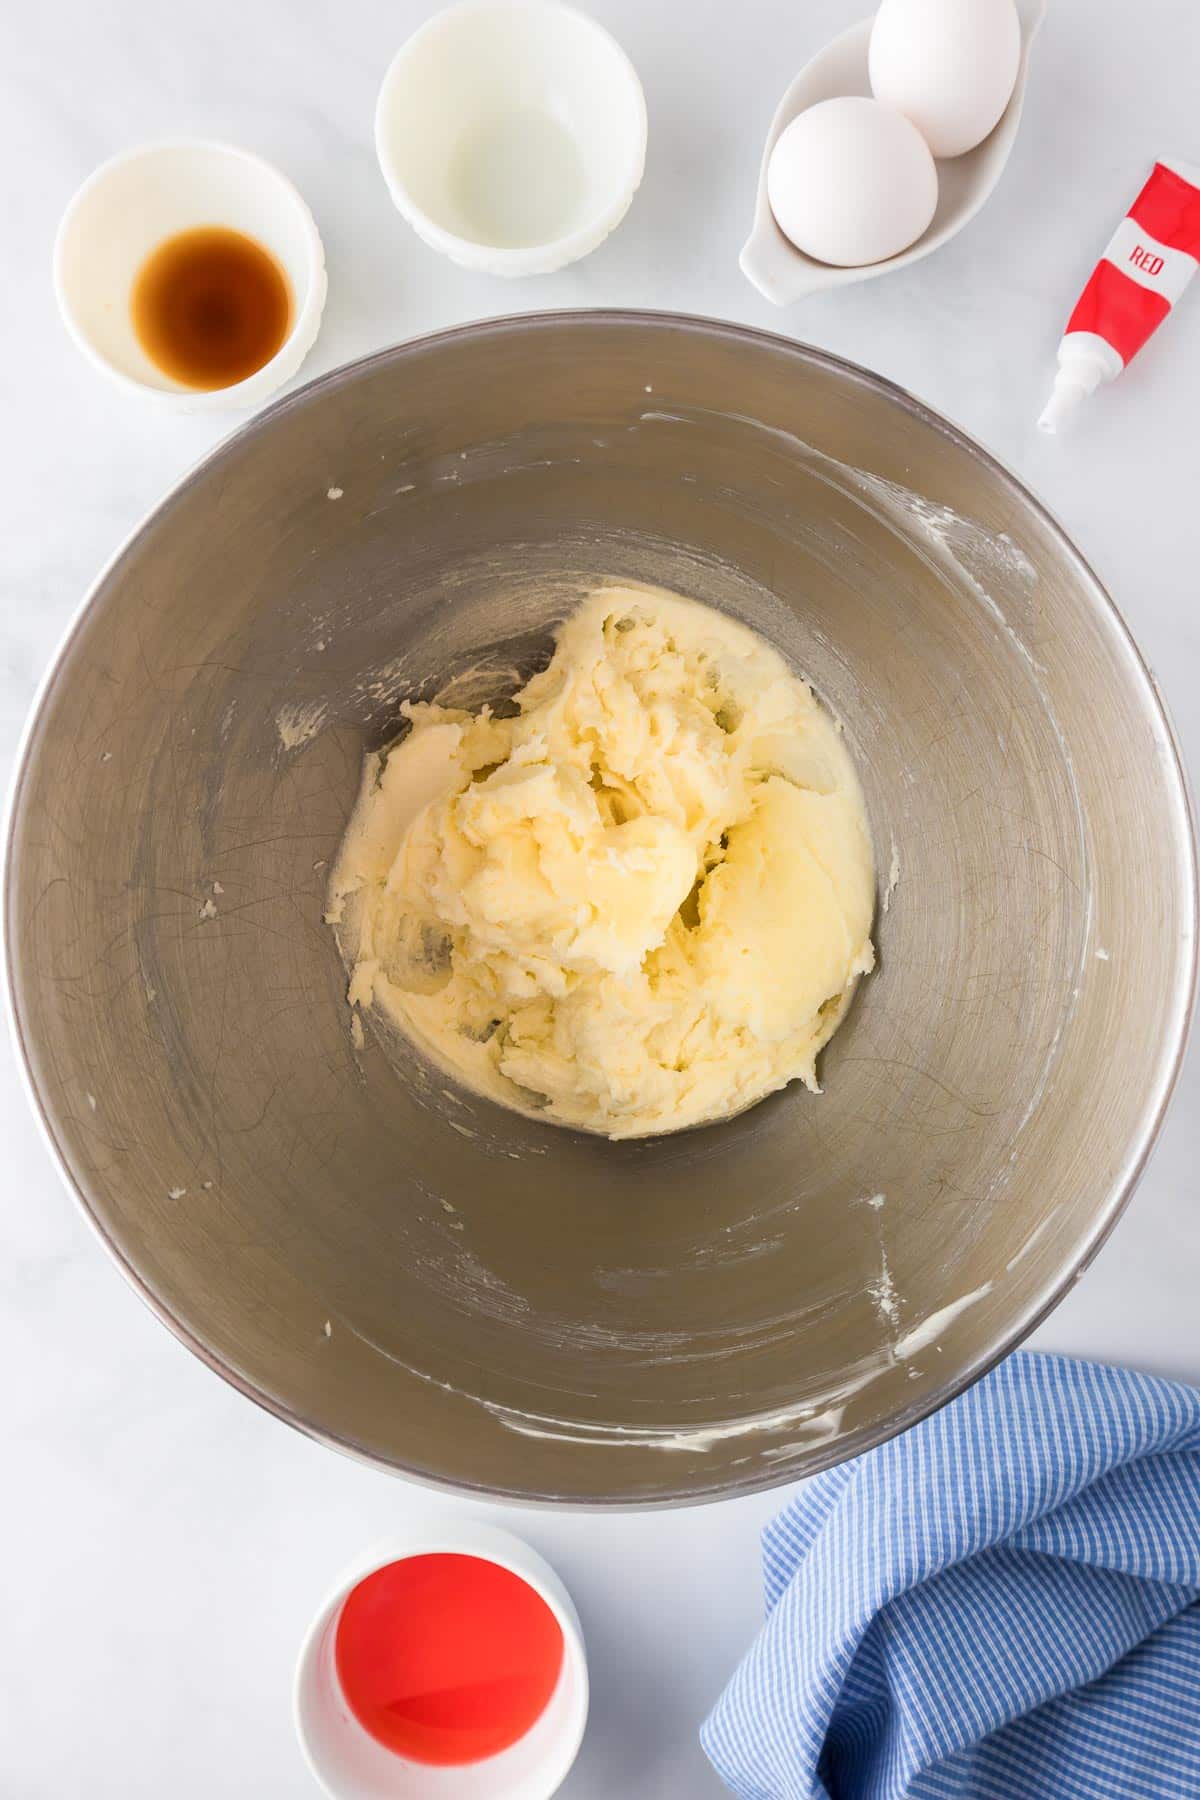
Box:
[4,1,1199,1794]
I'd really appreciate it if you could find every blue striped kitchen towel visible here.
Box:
[702,1352,1200,1800]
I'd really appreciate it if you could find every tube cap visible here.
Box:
[1038,372,1090,433]
[1038,344,1112,434]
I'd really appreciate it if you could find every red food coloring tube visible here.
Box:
[1040,161,1200,432]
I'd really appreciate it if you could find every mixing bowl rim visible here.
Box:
[5,309,1196,1508]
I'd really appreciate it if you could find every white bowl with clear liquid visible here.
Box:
[374,0,647,276]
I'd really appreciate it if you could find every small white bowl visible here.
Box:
[53,140,327,411]
[375,0,647,277]
[294,1523,588,1800]
[741,0,1046,304]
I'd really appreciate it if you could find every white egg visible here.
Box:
[869,0,1021,159]
[767,97,938,268]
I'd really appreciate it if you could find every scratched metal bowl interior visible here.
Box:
[8,314,1195,1504]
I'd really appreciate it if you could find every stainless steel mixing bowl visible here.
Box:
[7,313,1195,1504]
